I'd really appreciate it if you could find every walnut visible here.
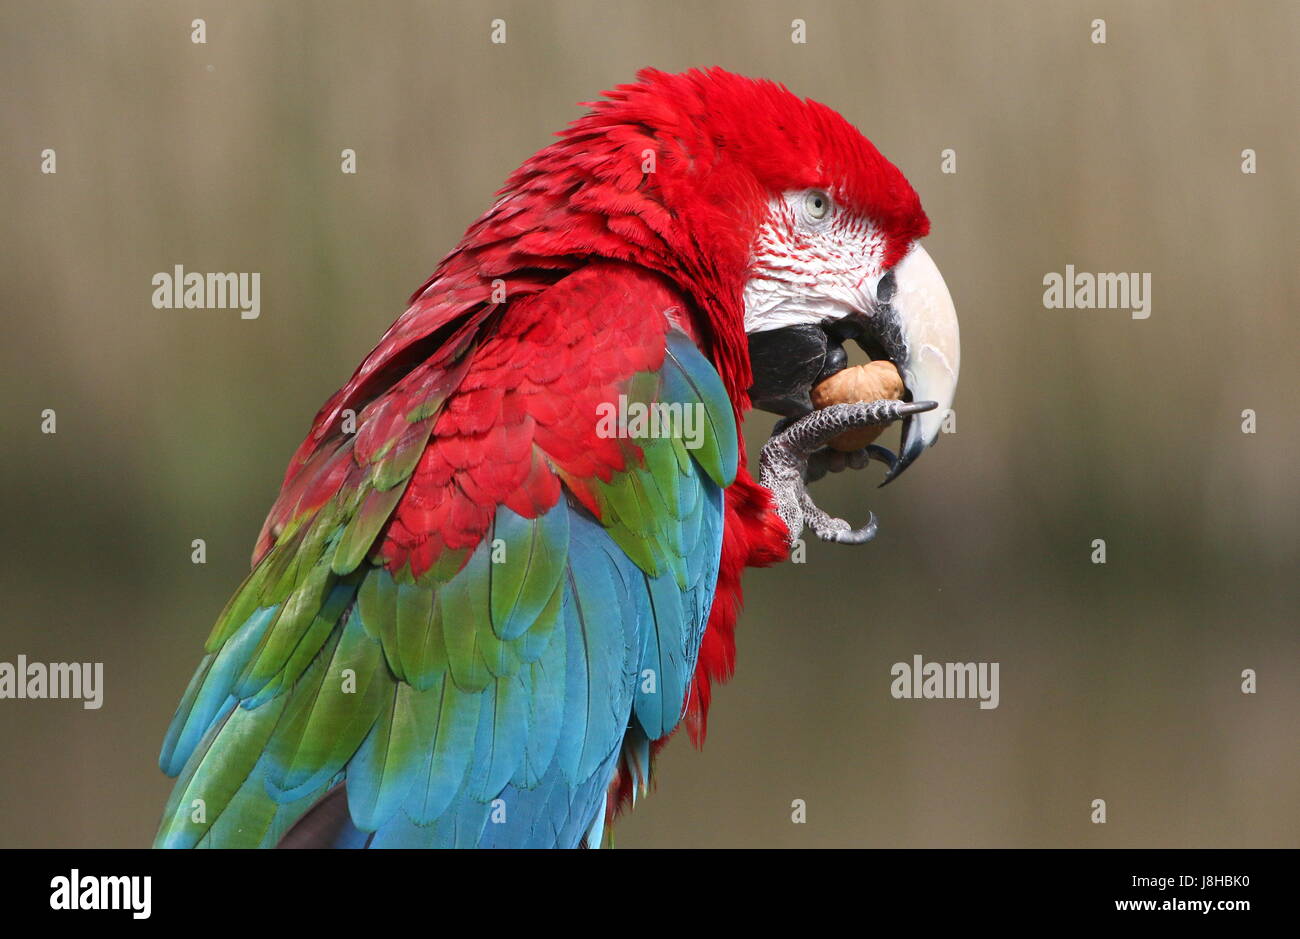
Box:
[809,360,905,451]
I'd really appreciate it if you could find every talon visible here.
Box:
[806,500,878,544]
[898,400,939,416]
[865,444,896,471]
[826,511,878,545]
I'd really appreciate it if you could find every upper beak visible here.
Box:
[875,243,960,485]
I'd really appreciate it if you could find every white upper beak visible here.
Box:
[882,243,960,482]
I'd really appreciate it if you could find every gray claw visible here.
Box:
[825,511,879,545]
[865,444,896,471]
[758,399,911,547]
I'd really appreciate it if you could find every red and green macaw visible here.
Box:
[156,68,959,848]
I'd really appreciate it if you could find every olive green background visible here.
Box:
[2,0,1296,848]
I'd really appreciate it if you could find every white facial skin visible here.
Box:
[742,189,890,334]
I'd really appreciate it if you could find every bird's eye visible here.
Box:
[803,190,832,222]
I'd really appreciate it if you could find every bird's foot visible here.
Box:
[759,400,937,546]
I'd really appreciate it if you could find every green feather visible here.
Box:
[155,694,287,848]
[395,578,449,689]
[488,503,569,642]
[348,679,443,829]
[263,613,391,801]
[332,483,404,574]
[439,543,497,693]
[371,419,433,491]
[403,678,481,823]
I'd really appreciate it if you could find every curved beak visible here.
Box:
[876,244,960,485]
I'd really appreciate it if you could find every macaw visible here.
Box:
[155,67,959,848]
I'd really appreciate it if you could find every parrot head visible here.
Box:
[557,68,959,481]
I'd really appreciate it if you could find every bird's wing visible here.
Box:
[155,260,737,848]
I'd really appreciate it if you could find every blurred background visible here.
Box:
[1,0,1296,848]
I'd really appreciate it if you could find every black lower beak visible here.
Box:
[746,324,835,418]
[747,322,864,418]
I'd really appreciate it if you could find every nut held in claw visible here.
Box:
[809,361,905,451]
